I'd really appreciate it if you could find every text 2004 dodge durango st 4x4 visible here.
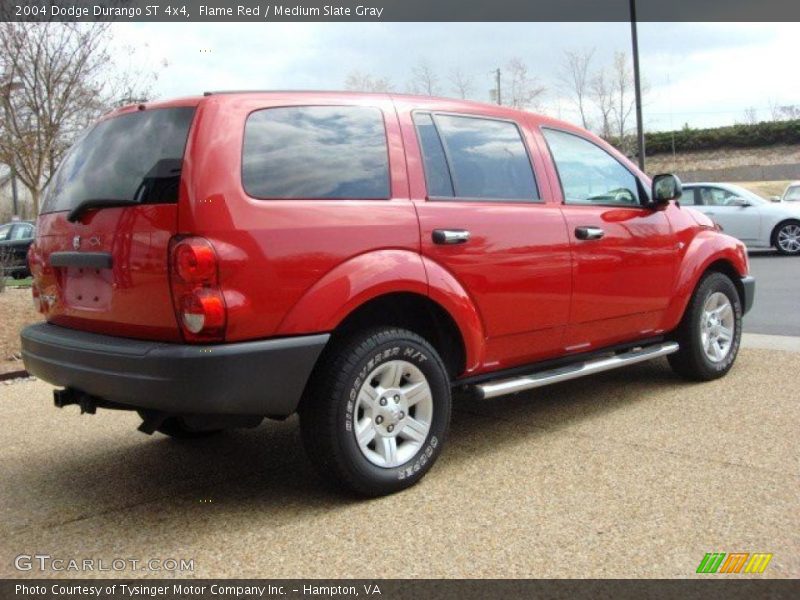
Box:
[21,92,755,496]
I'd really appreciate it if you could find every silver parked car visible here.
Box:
[681,182,800,255]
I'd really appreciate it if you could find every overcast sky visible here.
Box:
[113,22,799,132]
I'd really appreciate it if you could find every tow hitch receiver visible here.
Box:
[53,388,98,414]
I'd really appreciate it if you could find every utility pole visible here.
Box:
[629,0,646,170]
[495,68,501,106]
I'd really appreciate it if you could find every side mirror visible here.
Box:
[652,173,682,205]
[770,195,781,202]
[730,197,751,207]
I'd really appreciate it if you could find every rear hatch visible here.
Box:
[30,105,197,341]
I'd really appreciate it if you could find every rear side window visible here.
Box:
[242,106,390,199]
[43,107,195,214]
[0,225,11,241]
[415,113,538,201]
[413,113,454,197]
[11,224,34,240]
[543,128,641,206]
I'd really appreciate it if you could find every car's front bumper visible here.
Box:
[741,275,755,315]
[21,323,329,417]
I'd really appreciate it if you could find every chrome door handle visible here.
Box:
[575,226,605,240]
[432,229,471,245]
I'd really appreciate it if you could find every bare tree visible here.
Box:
[590,68,615,140]
[344,70,393,93]
[503,57,545,110]
[448,67,474,99]
[0,22,157,215]
[609,51,637,153]
[767,101,800,121]
[559,48,595,129]
[742,107,759,125]
[408,60,440,96]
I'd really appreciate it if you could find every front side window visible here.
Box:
[430,114,538,201]
[698,187,736,206]
[680,188,698,205]
[785,186,800,201]
[242,106,390,200]
[543,128,641,206]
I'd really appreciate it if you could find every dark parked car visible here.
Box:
[0,220,35,278]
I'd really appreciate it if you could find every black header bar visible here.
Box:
[2,0,800,22]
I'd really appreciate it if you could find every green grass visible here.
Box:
[2,276,32,288]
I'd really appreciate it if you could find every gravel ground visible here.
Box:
[1,348,797,579]
[0,287,40,375]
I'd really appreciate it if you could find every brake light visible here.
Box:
[169,237,226,342]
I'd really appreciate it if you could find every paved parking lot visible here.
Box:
[1,346,798,579]
[745,252,800,336]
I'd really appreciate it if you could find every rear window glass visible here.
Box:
[242,106,390,199]
[42,107,195,214]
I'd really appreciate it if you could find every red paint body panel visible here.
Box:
[32,206,181,341]
[30,92,750,379]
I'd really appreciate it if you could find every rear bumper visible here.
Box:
[741,275,755,315]
[21,323,329,417]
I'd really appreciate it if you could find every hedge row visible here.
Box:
[639,119,800,156]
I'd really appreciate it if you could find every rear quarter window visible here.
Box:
[242,106,390,200]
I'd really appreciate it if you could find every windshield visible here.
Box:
[42,107,195,214]
[784,186,800,201]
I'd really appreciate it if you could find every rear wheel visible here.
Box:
[668,272,742,381]
[773,220,800,255]
[300,327,451,497]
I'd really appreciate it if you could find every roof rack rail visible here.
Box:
[202,89,352,96]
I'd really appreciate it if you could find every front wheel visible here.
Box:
[300,327,451,497]
[773,221,800,255]
[668,272,742,381]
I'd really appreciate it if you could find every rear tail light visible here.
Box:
[169,237,226,342]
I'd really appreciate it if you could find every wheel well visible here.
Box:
[704,259,744,308]
[771,218,800,247]
[333,293,466,378]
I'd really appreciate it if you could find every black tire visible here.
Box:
[137,412,222,439]
[299,327,451,497]
[668,272,742,381]
[772,220,800,256]
[11,271,28,280]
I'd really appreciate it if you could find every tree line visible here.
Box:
[0,22,157,219]
[345,49,643,154]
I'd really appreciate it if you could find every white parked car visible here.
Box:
[681,182,800,255]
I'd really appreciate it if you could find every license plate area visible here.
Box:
[63,266,113,311]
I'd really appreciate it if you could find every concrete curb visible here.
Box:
[742,333,800,353]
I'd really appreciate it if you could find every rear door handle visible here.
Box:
[575,226,605,241]
[432,229,470,245]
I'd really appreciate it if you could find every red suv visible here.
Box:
[21,92,754,496]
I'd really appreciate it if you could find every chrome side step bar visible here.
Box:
[474,342,679,400]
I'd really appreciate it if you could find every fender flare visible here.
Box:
[276,250,485,372]
[661,231,748,331]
